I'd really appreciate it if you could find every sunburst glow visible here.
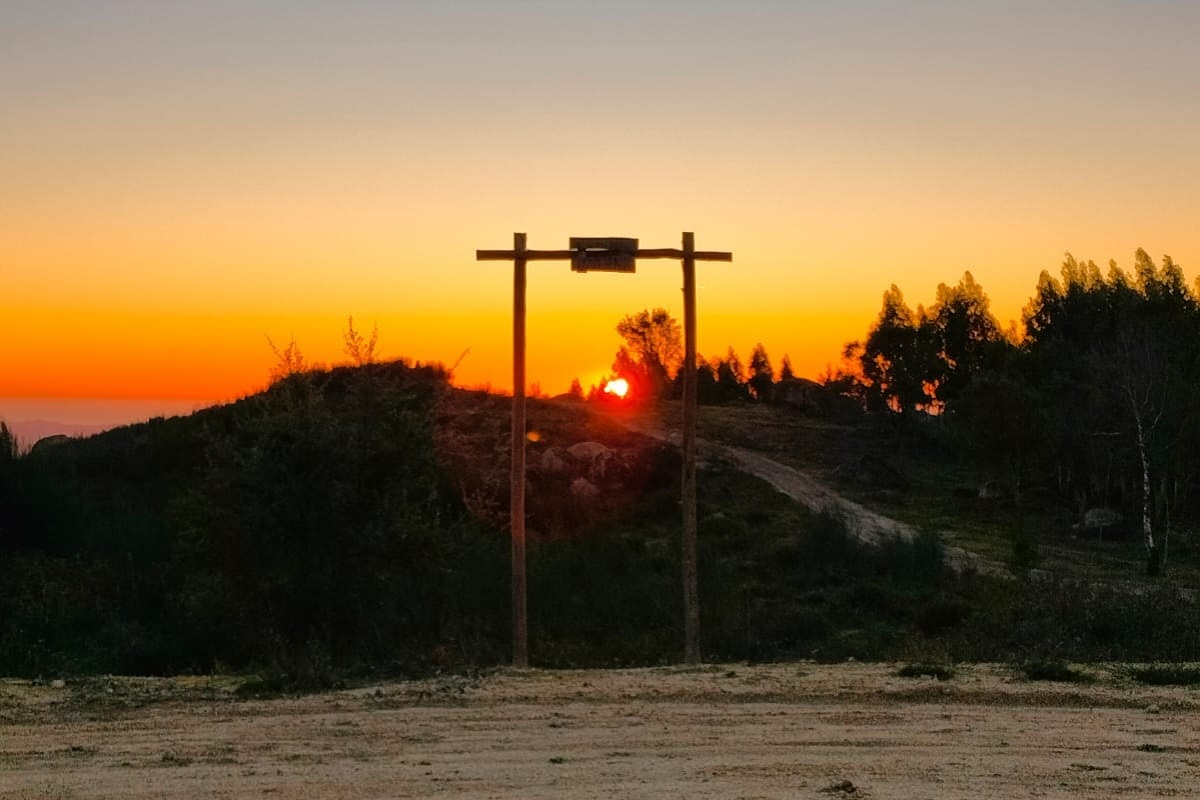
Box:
[603,378,630,399]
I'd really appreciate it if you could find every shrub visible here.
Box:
[915,597,969,635]
[897,662,956,680]
[1020,659,1093,683]
[1128,665,1200,686]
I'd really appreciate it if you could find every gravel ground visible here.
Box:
[3,663,1199,799]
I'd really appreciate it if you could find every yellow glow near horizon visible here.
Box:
[4,4,1200,424]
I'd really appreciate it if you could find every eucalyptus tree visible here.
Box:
[748,343,775,402]
[924,271,1006,407]
[1024,250,1199,574]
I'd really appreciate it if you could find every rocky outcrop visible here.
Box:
[566,441,614,481]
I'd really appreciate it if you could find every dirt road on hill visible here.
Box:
[624,415,1007,576]
[3,664,1198,799]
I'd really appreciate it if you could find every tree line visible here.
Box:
[849,251,1200,576]
[582,308,800,406]
[599,250,1199,576]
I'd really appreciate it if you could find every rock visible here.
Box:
[50,679,66,689]
[567,441,614,481]
[570,477,600,501]
[978,480,1004,500]
[774,377,825,412]
[1080,507,1123,529]
[541,447,567,474]
[567,441,611,461]
[29,435,71,457]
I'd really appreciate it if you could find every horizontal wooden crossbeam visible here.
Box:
[476,248,732,262]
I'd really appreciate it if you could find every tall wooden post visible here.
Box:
[511,232,529,668]
[478,230,728,668]
[681,231,700,665]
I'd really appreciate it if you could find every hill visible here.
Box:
[1,359,1198,684]
[4,420,107,452]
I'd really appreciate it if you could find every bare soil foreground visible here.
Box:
[3,664,1199,799]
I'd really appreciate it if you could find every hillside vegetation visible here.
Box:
[2,355,1199,684]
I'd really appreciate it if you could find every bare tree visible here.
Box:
[265,334,308,383]
[343,316,379,366]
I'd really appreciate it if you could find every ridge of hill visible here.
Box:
[1,360,1199,683]
[6,420,108,452]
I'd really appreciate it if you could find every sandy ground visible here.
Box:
[3,663,1199,799]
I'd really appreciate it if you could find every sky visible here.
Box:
[3,1,1199,426]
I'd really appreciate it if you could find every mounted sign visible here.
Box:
[570,236,638,273]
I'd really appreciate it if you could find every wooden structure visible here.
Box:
[477,232,732,667]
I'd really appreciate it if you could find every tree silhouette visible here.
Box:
[714,347,749,403]
[748,343,774,401]
[0,421,15,463]
[615,308,683,397]
[779,354,796,382]
[857,285,935,416]
[265,334,308,383]
[1023,250,1200,575]
[925,272,1005,406]
[343,316,379,366]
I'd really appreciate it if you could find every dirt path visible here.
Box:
[624,416,1006,576]
[3,664,1198,799]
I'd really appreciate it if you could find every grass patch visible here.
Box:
[1019,659,1094,683]
[235,671,343,699]
[1128,665,1200,686]
[897,662,956,681]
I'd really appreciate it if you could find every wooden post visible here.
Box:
[478,230,728,668]
[681,231,700,665]
[511,232,529,668]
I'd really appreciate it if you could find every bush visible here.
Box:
[897,662,957,680]
[1020,659,1093,683]
[1128,665,1200,686]
[915,597,969,635]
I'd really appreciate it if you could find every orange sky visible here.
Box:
[4,3,1199,424]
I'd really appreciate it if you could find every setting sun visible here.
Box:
[603,378,630,399]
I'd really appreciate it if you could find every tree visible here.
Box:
[747,343,774,401]
[858,285,936,416]
[615,309,683,397]
[1109,250,1198,574]
[610,346,649,398]
[954,371,1048,508]
[265,334,308,383]
[779,354,796,382]
[343,316,379,366]
[692,353,720,404]
[0,422,16,463]
[924,272,1005,406]
[714,347,749,403]
[0,421,16,550]
[1023,250,1200,575]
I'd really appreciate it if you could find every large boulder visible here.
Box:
[1078,507,1123,529]
[567,441,614,481]
[540,447,568,474]
[570,477,601,502]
